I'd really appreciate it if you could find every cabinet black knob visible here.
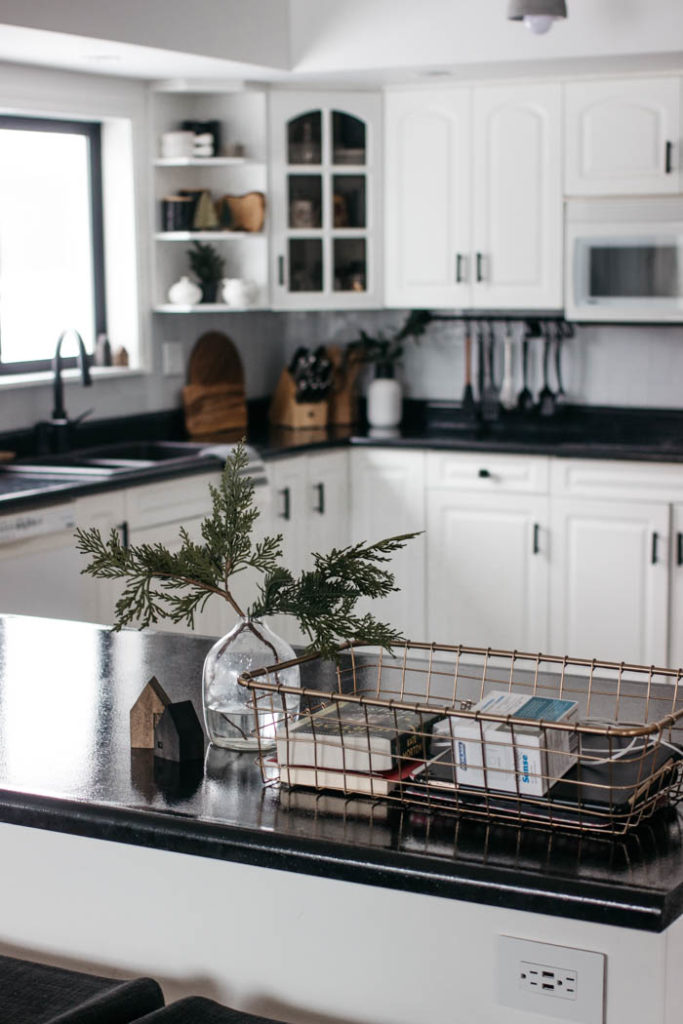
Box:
[478,468,491,478]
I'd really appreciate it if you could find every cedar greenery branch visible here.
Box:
[75,442,418,661]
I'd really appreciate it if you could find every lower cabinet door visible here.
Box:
[550,498,670,666]
[669,504,683,671]
[351,449,426,640]
[426,490,550,651]
[128,518,233,639]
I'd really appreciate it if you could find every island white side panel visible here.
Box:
[0,822,668,1024]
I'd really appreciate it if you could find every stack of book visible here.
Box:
[276,702,444,797]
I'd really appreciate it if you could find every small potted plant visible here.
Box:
[351,310,432,429]
[187,240,225,303]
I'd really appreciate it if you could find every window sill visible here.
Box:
[0,366,146,391]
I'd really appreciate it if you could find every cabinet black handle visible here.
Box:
[279,487,291,521]
[677,532,683,567]
[313,482,325,515]
[278,255,285,286]
[533,523,540,555]
[456,253,464,283]
[476,252,485,282]
[117,521,129,549]
[665,141,674,174]
[651,532,659,565]
[478,468,491,478]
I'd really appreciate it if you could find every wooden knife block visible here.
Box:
[269,370,329,429]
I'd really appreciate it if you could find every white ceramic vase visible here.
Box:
[366,366,402,429]
[168,275,202,305]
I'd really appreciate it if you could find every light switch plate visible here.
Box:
[498,935,605,1024]
[162,341,184,376]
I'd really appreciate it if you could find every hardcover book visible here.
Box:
[276,702,443,774]
[280,758,424,797]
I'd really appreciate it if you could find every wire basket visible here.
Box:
[239,641,683,837]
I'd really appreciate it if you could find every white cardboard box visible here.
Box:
[432,691,579,796]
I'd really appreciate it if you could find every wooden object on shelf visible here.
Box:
[0,451,15,463]
[326,345,362,425]
[269,370,329,429]
[130,675,171,749]
[182,331,247,437]
[217,191,266,232]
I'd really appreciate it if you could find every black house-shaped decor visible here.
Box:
[154,701,205,763]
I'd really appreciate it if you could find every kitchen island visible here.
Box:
[0,614,682,1024]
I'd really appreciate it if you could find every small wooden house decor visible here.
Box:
[130,676,171,749]
[154,700,205,763]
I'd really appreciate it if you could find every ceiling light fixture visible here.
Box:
[507,0,567,35]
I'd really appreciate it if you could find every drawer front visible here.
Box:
[426,452,550,494]
[551,459,683,503]
[126,471,220,529]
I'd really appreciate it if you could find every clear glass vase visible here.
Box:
[202,617,301,751]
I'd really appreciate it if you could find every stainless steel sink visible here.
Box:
[11,440,215,476]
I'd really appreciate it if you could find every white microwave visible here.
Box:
[565,198,683,323]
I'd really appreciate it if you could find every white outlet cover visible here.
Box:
[162,341,184,376]
[498,935,605,1024]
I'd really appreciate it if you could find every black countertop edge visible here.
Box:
[0,789,674,933]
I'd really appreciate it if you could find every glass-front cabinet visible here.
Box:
[269,92,381,309]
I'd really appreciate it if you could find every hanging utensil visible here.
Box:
[517,321,535,413]
[481,320,500,422]
[476,321,486,405]
[499,323,517,411]
[461,323,476,419]
[554,321,570,408]
[538,322,556,417]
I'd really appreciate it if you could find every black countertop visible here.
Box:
[1,402,682,513]
[1,614,683,933]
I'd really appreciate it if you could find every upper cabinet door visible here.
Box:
[384,88,471,309]
[471,83,563,311]
[565,77,681,196]
[269,91,382,310]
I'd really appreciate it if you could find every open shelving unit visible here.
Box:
[150,83,269,313]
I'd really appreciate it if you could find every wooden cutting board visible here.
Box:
[182,331,247,438]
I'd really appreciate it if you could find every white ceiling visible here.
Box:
[0,0,681,84]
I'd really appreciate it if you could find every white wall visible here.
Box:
[0,0,290,70]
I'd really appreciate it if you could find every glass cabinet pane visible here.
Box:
[288,175,322,229]
[289,238,323,292]
[288,112,322,165]
[332,112,366,165]
[332,175,366,228]
[333,238,366,292]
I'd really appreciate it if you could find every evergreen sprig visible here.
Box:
[76,441,418,659]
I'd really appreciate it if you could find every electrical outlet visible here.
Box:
[162,341,184,376]
[520,960,577,1000]
[498,936,605,1024]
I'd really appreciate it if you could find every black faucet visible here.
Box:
[34,329,93,454]
[52,328,92,421]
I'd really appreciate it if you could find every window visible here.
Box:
[0,116,106,374]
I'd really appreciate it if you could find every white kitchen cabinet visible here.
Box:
[384,88,471,309]
[384,82,563,310]
[471,83,563,310]
[426,452,550,651]
[269,90,382,310]
[350,448,425,640]
[266,451,350,644]
[549,497,670,666]
[150,85,269,313]
[564,77,681,196]
[669,504,683,670]
[74,489,127,626]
